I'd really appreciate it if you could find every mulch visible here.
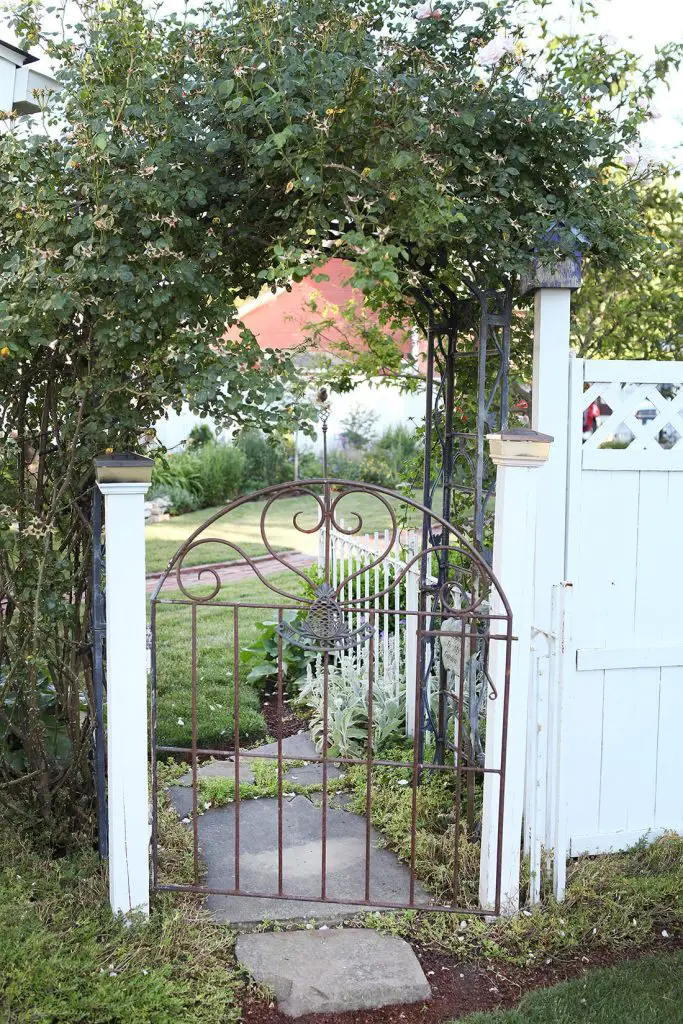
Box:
[239,934,682,1023]
[260,692,311,741]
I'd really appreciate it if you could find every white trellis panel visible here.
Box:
[563,358,683,856]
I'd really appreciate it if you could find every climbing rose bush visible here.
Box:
[0,0,680,831]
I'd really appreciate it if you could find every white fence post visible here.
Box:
[479,431,552,915]
[521,272,580,899]
[405,532,419,737]
[95,453,153,918]
[528,283,577,640]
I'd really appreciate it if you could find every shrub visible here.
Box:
[358,451,397,487]
[298,451,324,478]
[339,404,378,450]
[236,429,293,490]
[375,424,421,478]
[187,422,215,448]
[164,485,201,515]
[152,444,244,510]
[192,444,245,507]
[152,452,203,499]
[326,450,362,480]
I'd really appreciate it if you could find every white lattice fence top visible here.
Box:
[580,359,683,470]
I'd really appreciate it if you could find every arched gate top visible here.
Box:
[151,479,512,641]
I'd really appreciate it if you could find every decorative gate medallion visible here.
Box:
[278,581,375,652]
[150,480,513,916]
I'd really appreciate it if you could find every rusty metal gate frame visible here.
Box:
[150,479,513,916]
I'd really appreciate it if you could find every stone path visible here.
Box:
[166,732,429,925]
[147,551,315,594]
[236,929,431,1018]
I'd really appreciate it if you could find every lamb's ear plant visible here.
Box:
[298,651,405,758]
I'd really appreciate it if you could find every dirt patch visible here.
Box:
[260,692,310,741]
[240,934,681,1023]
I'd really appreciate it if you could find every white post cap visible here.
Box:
[487,429,553,468]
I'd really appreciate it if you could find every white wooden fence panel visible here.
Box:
[562,359,683,856]
[564,667,604,850]
[655,666,683,829]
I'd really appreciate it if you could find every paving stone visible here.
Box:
[283,761,344,785]
[243,732,344,783]
[245,732,319,760]
[167,790,429,924]
[175,758,256,788]
[236,928,431,1017]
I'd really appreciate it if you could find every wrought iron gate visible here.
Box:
[150,480,512,915]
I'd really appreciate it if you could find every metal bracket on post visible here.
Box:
[91,485,108,860]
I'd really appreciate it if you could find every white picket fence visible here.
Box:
[319,524,436,736]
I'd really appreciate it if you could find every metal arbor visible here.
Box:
[416,280,513,767]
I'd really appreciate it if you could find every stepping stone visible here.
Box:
[236,928,431,1017]
[174,733,341,788]
[175,758,256,788]
[245,732,319,759]
[243,731,344,784]
[167,791,430,924]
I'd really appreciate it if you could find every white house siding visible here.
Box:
[154,378,425,452]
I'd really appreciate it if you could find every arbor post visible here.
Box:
[95,452,153,918]
[479,430,552,915]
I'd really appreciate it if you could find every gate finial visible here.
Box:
[316,387,331,476]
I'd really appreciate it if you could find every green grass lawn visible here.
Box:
[2,816,681,1024]
[145,488,429,573]
[0,821,243,1024]
[456,951,683,1023]
[153,571,302,751]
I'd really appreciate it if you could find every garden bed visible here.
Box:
[239,942,683,1024]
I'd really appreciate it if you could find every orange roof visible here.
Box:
[225,259,414,360]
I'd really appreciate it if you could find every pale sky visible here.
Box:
[2,0,682,159]
[548,0,683,162]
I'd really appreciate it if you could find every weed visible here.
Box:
[356,831,683,966]
[195,758,325,808]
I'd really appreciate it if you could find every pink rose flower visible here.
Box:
[416,3,442,19]
[478,35,516,66]
[622,147,640,169]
